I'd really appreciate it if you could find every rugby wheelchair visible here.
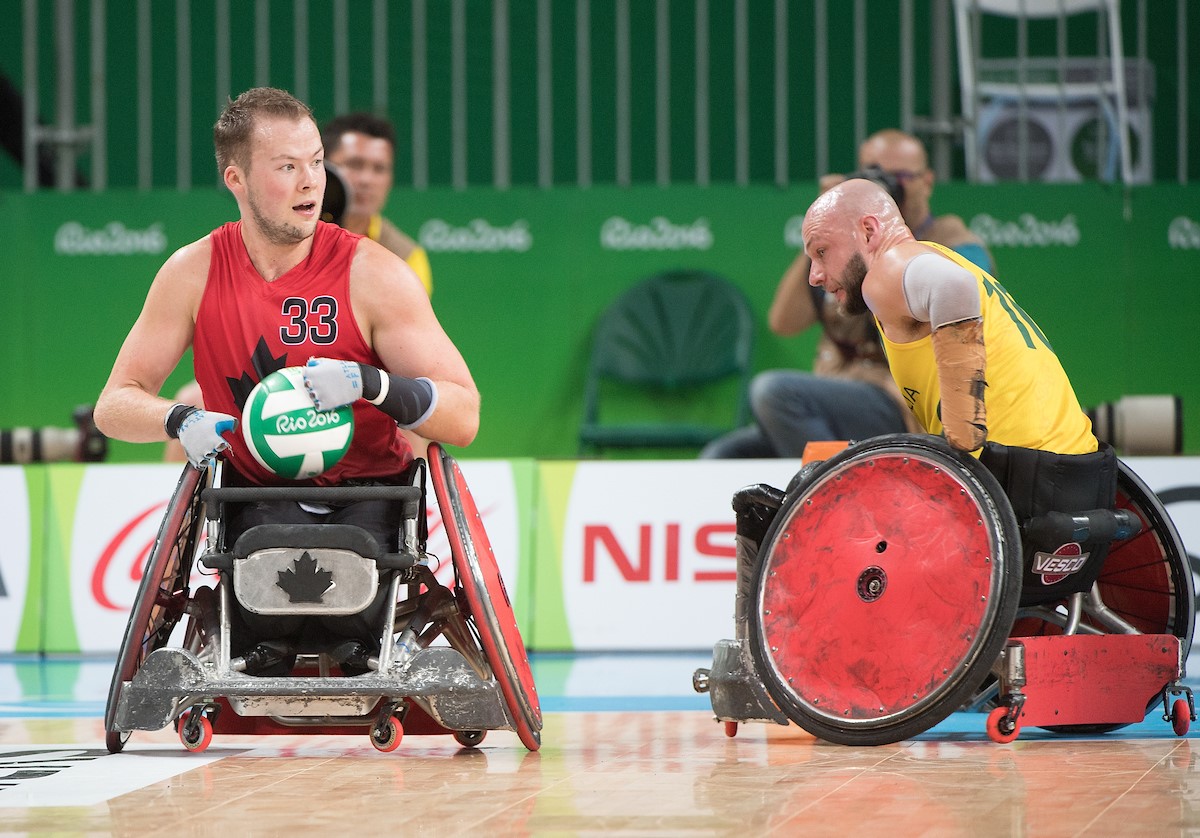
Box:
[104,443,542,754]
[694,433,1195,745]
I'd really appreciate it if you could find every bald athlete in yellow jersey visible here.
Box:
[801,178,1096,456]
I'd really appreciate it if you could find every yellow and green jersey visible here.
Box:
[878,242,1096,455]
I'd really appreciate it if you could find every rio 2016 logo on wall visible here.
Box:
[969,213,1081,247]
[419,219,532,252]
[1168,217,1200,250]
[54,222,168,255]
[600,216,713,251]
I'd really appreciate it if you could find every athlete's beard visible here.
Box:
[840,250,869,315]
[246,190,315,246]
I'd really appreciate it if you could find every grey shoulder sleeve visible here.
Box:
[901,252,982,329]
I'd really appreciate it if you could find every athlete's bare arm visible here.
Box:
[95,239,211,442]
[766,251,820,337]
[348,239,480,447]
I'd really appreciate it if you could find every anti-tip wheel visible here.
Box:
[1171,698,1191,737]
[986,706,1021,744]
[454,729,487,748]
[105,729,130,754]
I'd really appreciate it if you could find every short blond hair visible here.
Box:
[213,87,315,174]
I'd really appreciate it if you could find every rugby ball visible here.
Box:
[242,367,354,479]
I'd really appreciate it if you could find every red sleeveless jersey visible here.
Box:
[194,220,412,485]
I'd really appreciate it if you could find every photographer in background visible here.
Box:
[702,129,995,459]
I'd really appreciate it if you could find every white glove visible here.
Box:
[303,358,363,411]
[177,409,238,468]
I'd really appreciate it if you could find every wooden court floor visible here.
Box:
[3,655,1200,836]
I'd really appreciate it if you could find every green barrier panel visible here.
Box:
[4,185,1198,462]
[531,461,577,650]
[13,467,47,653]
[40,465,86,653]
[506,457,538,635]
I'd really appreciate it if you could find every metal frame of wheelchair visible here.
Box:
[104,443,542,754]
[695,434,1195,746]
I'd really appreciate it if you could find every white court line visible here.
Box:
[0,745,230,807]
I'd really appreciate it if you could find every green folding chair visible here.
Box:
[578,269,755,456]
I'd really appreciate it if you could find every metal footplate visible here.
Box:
[694,639,789,727]
[113,645,512,735]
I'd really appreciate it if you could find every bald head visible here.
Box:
[801,179,913,317]
[859,129,928,172]
[804,178,907,244]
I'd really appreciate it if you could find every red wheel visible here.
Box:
[429,444,542,751]
[723,721,739,738]
[105,465,208,754]
[986,706,1020,744]
[179,711,214,752]
[1171,698,1190,736]
[750,435,1022,746]
[371,718,403,752]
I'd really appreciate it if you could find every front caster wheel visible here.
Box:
[371,718,403,752]
[179,711,214,752]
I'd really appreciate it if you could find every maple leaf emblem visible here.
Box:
[276,552,334,603]
[226,337,290,410]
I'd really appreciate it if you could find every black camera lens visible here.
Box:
[847,165,905,207]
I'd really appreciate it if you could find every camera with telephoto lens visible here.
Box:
[846,165,905,207]
[1086,394,1182,456]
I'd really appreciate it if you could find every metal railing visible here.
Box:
[12,0,1194,192]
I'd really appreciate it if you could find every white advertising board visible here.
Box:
[558,460,804,651]
[0,467,32,652]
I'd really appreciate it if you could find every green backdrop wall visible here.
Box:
[2,182,1198,459]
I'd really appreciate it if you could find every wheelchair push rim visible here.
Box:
[428,443,543,751]
[104,464,208,753]
[750,434,1022,746]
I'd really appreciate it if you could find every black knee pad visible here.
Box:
[979,442,1118,605]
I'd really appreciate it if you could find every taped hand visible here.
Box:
[177,409,238,468]
[303,357,363,411]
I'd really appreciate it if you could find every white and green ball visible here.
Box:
[242,367,354,479]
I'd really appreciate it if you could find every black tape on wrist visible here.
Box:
[358,365,434,427]
[165,404,199,439]
[359,364,383,402]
